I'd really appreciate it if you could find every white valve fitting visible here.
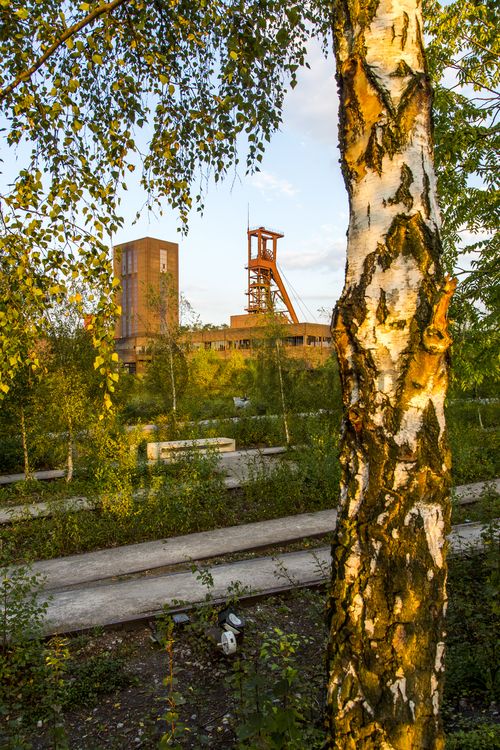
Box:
[220,630,237,655]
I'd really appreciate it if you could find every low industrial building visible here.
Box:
[113,227,332,372]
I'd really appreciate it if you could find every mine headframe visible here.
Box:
[245,226,299,324]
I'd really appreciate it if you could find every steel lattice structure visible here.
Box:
[246,227,299,324]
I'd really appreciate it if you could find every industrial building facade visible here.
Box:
[188,315,332,365]
[113,229,332,372]
[113,236,179,373]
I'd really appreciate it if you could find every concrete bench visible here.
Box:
[147,437,236,462]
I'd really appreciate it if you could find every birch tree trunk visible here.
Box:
[275,339,291,445]
[326,1,456,747]
[20,406,31,481]
[66,415,74,483]
[168,336,177,415]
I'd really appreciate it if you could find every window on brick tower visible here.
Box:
[160,249,167,273]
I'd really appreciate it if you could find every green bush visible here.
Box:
[63,654,136,708]
[446,723,500,750]
[445,543,499,706]
[0,563,51,742]
[228,628,324,749]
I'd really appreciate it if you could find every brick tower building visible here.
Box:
[113,237,179,373]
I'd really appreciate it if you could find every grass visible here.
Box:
[0,424,342,563]
[1,402,498,563]
[1,549,497,748]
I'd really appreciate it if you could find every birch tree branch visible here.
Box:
[0,0,130,103]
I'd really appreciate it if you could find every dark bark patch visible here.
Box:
[376,241,393,271]
[365,124,384,174]
[390,59,414,78]
[421,157,432,220]
[388,164,414,211]
[401,11,409,50]
[385,212,441,269]
[416,400,443,475]
[415,286,433,329]
[376,289,389,323]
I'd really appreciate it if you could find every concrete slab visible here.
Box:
[39,520,497,636]
[1,473,495,525]
[452,478,500,505]
[41,547,331,635]
[0,496,93,524]
[1,484,247,525]
[33,509,338,590]
[0,446,285,486]
[219,447,288,484]
[147,437,236,461]
[448,520,498,551]
[0,469,65,485]
[0,448,289,524]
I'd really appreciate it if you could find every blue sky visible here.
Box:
[114,41,348,326]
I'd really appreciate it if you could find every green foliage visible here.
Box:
[157,616,187,750]
[44,637,71,749]
[446,723,500,750]
[448,423,499,485]
[0,0,313,396]
[0,563,48,648]
[62,653,136,708]
[85,417,136,516]
[425,0,498,261]
[0,315,105,475]
[445,544,499,707]
[0,562,49,744]
[228,628,324,749]
[448,292,499,395]
[425,0,499,393]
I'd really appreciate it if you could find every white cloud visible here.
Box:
[281,223,347,272]
[248,170,298,200]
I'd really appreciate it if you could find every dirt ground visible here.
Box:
[28,587,327,749]
[15,578,499,749]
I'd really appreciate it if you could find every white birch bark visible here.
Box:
[326,0,455,747]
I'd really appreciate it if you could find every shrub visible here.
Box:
[446,723,500,750]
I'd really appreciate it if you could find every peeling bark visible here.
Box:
[327,1,455,747]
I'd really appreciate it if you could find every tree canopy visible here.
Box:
[0,0,318,399]
[425,0,499,390]
[1,0,497,399]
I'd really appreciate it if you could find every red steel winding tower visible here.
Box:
[245,227,299,324]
